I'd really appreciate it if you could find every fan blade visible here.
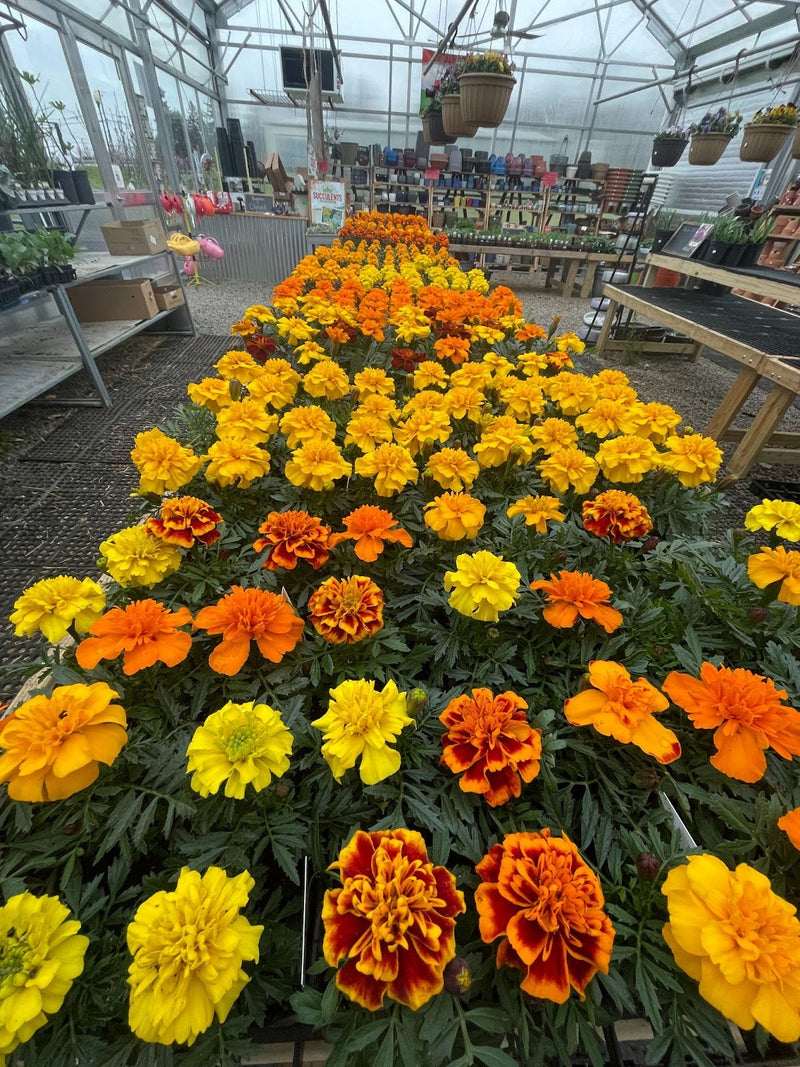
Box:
[513,30,541,38]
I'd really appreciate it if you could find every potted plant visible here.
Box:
[740,102,798,162]
[421,97,455,145]
[458,51,516,128]
[699,214,745,264]
[651,208,677,252]
[740,213,775,267]
[651,125,689,167]
[687,108,742,165]
[440,66,479,139]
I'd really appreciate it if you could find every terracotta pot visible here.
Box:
[650,136,688,168]
[739,122,793,163]
[459,72,516,129]
[441,95,479,139]
[688,133,732,165]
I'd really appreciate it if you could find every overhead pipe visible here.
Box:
[423,0,475,74]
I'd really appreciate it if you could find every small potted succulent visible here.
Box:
[740,102,798,162]
[688,108,742,165]
[458,51,516,128]
[651,125,689,167]
[440,65,479,140]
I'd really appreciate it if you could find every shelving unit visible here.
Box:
[2,201,112,244]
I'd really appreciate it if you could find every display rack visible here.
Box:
[1,201,112,244]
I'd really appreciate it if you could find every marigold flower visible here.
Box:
[425,447,480,492]
[145,496,223,548]
[450,362,492,390]
[302,359,350,400]
[253,510,331,570]
[353,367,394,397]
[413,361,449,390]
[216,348,260,381]
[187,700,292,798]
[0,893,88,1063]
[76,600,193,675]
[499,378,546,421]
[204,437,271,489]
[564,660,680,763]
[778,808,800,850]
[10,575,105,643]
[545,372,596,415]
[312,679,411,784]
[576,399,645,439]
[187,377,235,413]
[444,550,520,623]
[538,447,599,495]
[308,575,384,644]
[127,866,263,1046]
[0,682,127,802]
[215,399,279,444]
[285,439,352,491]
[276,315,318,346]
[328,506,412,562]
[662,662,800,783]
[194,585,304,675]
[424,492,486,541]
[474,415,534,468]
[343,412,392,453]
[596,435,660,484]
[443,385,485,422]
[356,393,400,422]
[295,340,327,364]
[635,401,682,443]
[394,409,452,457]
[130,427,202,495]
[661,433,722,487]
[279,404,336,448]
[662,854,800,1043]
[515,322,547,342]
[582,489,653,543]
[747,546,800,604]
[434,335,471,364]
[531,418,578,454]
[355,442,418,496]
[243,303,274,323]
[100,526,181,588]
[530,570,623,633]
[322,828,465,1010]
[745,499,800,541]
[506,495,565,534]
[246,370,298,409]
[440,688,541,805]
[476,830,614,1003]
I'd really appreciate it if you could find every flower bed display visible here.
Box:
[2,211,800,1066]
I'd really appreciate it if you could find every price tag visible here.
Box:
[542,171,558,187]
[425,168,439,180]
[317,159,328,174]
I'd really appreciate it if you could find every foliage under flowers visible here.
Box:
[688,107,743,137]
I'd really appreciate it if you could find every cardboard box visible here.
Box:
[67,278,160,322]
[101,219,168,256]
[152,284,185,312]
[265,152,290,193]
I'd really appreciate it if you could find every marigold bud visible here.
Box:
[651,644,665,657]
[717,475,738,491]
[273,780,291,800]
[555,550,568,563]
[636,852,660,881]
[228,378,243,401]
[407,688,427,717]
[641,536,660,553]
[748,606,768,622]
[633,768,660,790]
[443,957,471,997]
[487,628,500,640]
[62,821,82,836]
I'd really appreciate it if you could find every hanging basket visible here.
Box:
[459,72,516,129]
[739,122,793,163]
[442,95,479,139]
[650,136,688,168]
[688,133,732,166]
[426,108,457,145]
[421,115,432,144]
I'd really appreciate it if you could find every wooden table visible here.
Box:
[595,253,800,478]
[448,244,631,299]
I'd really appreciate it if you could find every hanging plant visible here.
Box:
[651,125,688,168]
[458,51,516,129]
[687,108,742,165]
[439,65,479,139]
[740,102,798,163]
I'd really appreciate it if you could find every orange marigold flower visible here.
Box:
[76,600,193,676]
[146,496,222,548]
[194,586,304,676]
[582,490,653,543]
[424,492,486,541]
[515,322,547,342]
[747,546,800,605]
[662,662,800,783]
[475,830,615,1003]
[230,318,257,337]
[434,335,471,365]
[322,829,465,1010]
[253,511,331,571]
[440,689,542,806]
[328,506,412,562]
[565,660,680,764]
[308,575,384,645]
[778,808,800,850]
[530,570,623,633]
[0,682,127,802]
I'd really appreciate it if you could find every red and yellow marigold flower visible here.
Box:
[506,495,565,534]
[312,679,411,784]
[0,682,127,802]
[661,433,722,487]
[204,437,271,489]
[747,546,800,605]
[475,830,614,1003]
[440,688,541,806]
[778,808,800,850]
[444,551,520,623]
[10,575,105,643]
[328,506,412,562]
[76,600,193,676]
[424,492,486,541]
[538,447,598,496]
[662,662,800,783]
[596,435,659,484]
[745,499,800,541]
[130,427,202,495]
[308,575,384,644]
[530,570,623,633]
[194,586,304,675]
[145,496,222,548]
[285,440,352,492]
[354,442,418,496]
[564,660,680,764]
[252,510,331,570]
[582,489,653,543]
[662,854,800,1043]
[322,829,465,1010]
[425,447,480,492]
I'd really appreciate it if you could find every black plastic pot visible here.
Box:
[702,240,731,264]
[651,228,676,253]
[0,280,21,307]
[738,243,763,268]
[723,243,747,267]
[53,170,79,204]
[427,109,456,145]
[650,136,688,168]
[72,170,95,204]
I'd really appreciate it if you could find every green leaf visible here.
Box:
[464,1007,509,1033]
[472,1045,518,1067]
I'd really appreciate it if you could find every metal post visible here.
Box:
[388,42,393,145]
[115,46,161,197]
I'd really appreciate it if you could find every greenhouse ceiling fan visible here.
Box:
[488,8,541,43]
[423,2,540,73]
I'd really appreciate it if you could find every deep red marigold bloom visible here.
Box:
[530,570,623,633]
[146,496,223,548]
[244,334,277,361]
[391,348,424,372]
[475,829,615,1003]
[308,575,384,644]
[582,490,653,543]
[440,688,542,806]
[322,828,465,1010]
[328,505,412,562]
[194,585,304,675]
[76,600,193,676]
[253,510,331,571]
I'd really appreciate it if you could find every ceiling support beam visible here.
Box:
[685,8,800,63]
[628,0,687,62]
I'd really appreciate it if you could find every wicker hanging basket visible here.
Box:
[688,133,732,166]
[421,115,432,144]
[459,72,516,129]
[442,95,479,139]
[739,122,793,163]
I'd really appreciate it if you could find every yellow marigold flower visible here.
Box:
[482,351,514,383]
[279,405,336,449]
[517,351,549,375]
[285,439,352,491]
[538,447,599,495]
[10,575,105,642]
[186,700,292,799]
[187,377,235,413]
[592,368,630,388]
[531,418,578,454]
[507,495,565,534]
[355,443,418,496]
[127,867,263,1046]
[661,433,722,487]
[391,306,431,343]
[356,393,400,422]
[275,315,318,346]
[302,359,351,401]
[444,550,521,622]
[0,892,89,1062]
[745,499,800,541]
[474,415,534,468]
[243,303,275,323]
[747,546,800,604]
[545,372,596,415]
[469,324,505,344]
[215,349,261,383]
[635,401,682,443]
[246,371,298,409]
[204,438,271,489]
[295,340,327,364]
[130,427,202,495]
[394,409,451,456]
[312,679,411,785]
[596,435,660,484]
[662,854,800,1043]
[353,367,394,398]
[344,412,393,453]
[576,399,646,439]
[425,447,480,492]
[450,363,492,390]
[215,399,279,444]
[499,378,546,421]
[444,385,485,422]
[413,361,449,390]
[402,389,448,415]
[425,492,486,541]
[555,331,585,354]
[100,526,181,588]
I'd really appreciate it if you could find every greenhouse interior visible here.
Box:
[3,1,800,1065]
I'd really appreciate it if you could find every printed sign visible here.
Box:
[309,179,347,227]
[542,171,558,187]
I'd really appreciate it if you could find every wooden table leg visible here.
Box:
[704,367,760,443]
[580,261,597,300]
[641,263,657,287]
[724,383,797,480]
[544,257,557,290]
[687,340,703,364]
[562,259,580,298]
[593,297,619,357]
